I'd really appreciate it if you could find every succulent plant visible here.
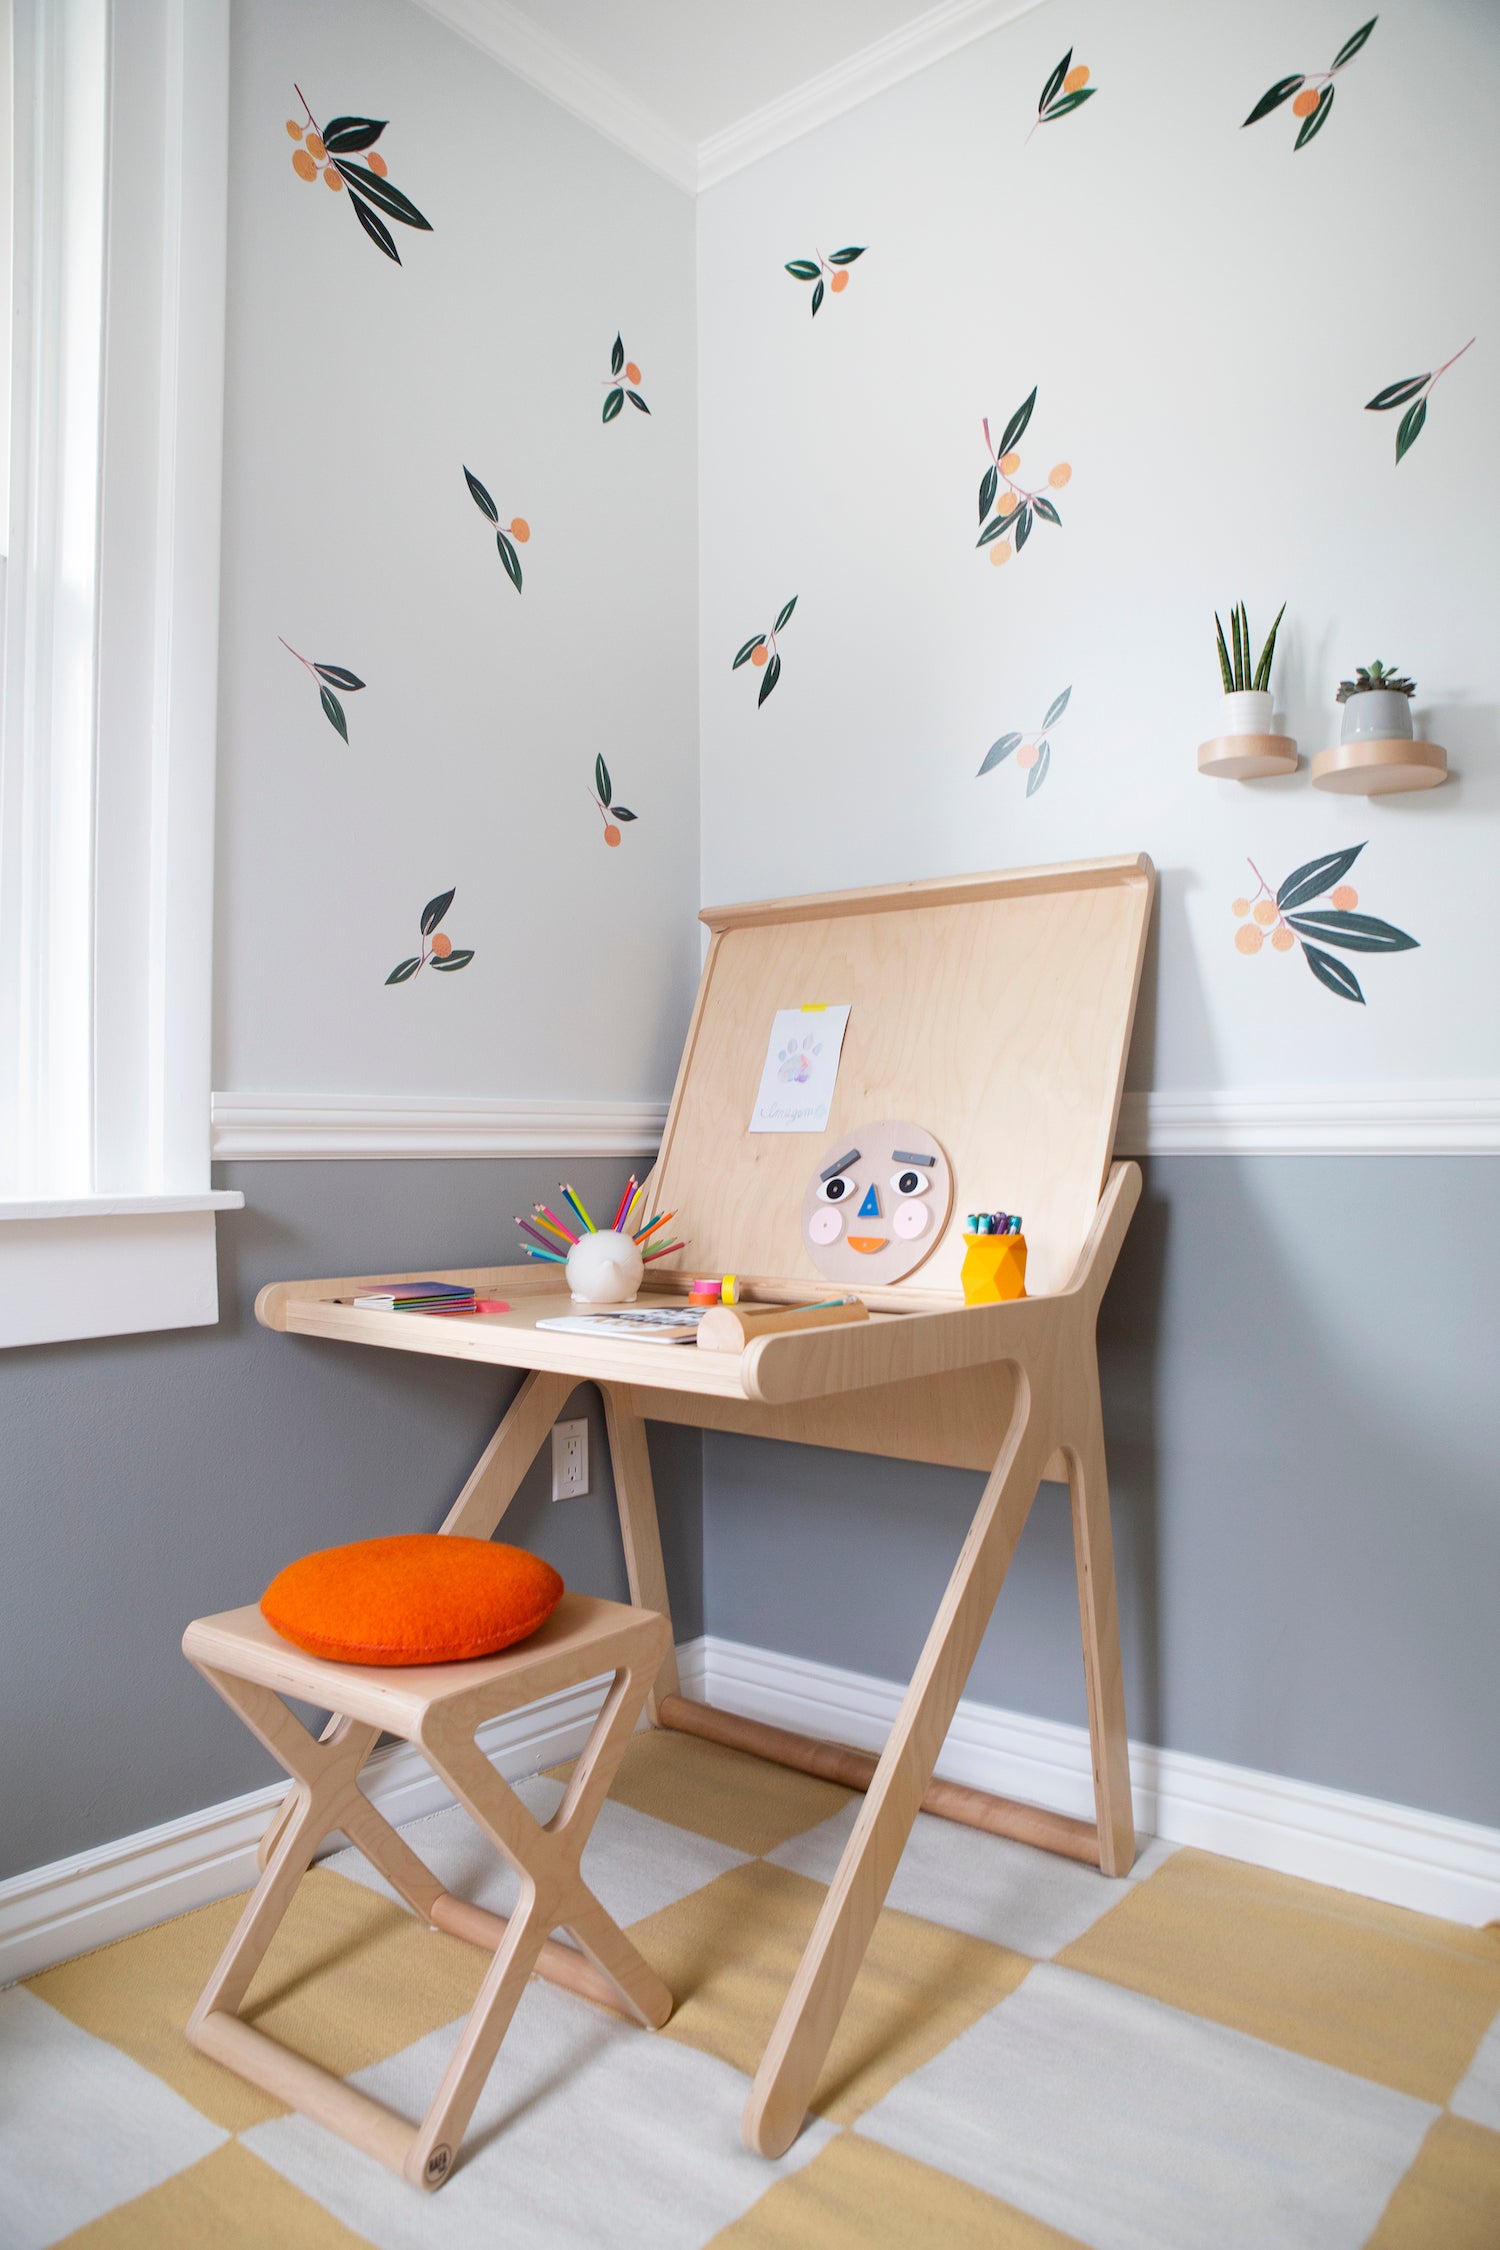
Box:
[1215,602,1285,695]
[1336,661,1416,704]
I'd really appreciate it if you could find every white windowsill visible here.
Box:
[0,1191,244,1222]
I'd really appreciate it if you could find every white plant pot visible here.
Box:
[1220,690,1274,736]
[1340,689,1414,744]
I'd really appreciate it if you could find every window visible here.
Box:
[0,0,241,1347]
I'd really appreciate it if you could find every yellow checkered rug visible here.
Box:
[6,1730,1500,2247]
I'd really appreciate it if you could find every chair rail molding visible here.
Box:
[209,1084,1500,1162]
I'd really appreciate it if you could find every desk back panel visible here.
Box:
[647,856,1154,1301]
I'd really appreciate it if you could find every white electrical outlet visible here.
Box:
[551,1418,589,1501]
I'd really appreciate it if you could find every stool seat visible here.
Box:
[185,1590,658,1737]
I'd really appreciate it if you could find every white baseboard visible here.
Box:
[687,1634,1500,1928]
[5,1635,1495,1985]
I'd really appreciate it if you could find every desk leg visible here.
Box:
[601,1387,681,1717]
[1066,1372,1135,1877]
[743,1380,1048,2159]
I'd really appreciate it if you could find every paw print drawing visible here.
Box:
[777,1035,822,1084]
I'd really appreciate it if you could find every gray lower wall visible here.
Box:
[0,1159,701,1881]
[703,1156,1500,1832]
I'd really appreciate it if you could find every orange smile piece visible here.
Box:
[848,1236,887,1254]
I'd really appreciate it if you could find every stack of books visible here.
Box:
[352,1281,478,1316]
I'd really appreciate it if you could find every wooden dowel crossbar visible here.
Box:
[191,2010,417,2170]
[657,1694,1101,1869]
[427,1891,638,2018]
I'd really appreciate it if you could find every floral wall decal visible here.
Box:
[1365,338,1475,463]
[977,391,1070,569]
[1231,845,1417,1004]
[1029,50,1094,138]
[603,335,650,422]
[977,686,1071,798]
[279,639,364,741]
[1242,17,1376,150]
[464,467,528,592]
[285,87,432,261]
[386,888,474,984]
[732,597,797,706]
[588,755,638,846]
[784,247,865,318]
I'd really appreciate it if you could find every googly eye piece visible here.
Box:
[816,1174,858,1204]
[891,1167,932,1198]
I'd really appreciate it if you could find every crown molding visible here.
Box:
[210,1091,669,1161]
[695,0,1048,188]
[410,0,1048,195]
[409,0,698,190]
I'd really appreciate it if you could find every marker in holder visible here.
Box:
[961,1211,1027,1303]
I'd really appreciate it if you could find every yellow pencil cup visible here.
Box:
[961,1232,1027,1304]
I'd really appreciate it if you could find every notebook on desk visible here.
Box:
[533,1306,708,1344]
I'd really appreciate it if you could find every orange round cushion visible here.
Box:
[260,1535,565,1666]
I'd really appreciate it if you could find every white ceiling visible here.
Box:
[415,0,1042,190]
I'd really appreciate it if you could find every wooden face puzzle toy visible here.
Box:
[800,1120,953,1287]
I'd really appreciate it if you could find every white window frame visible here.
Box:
[0,0,240,1348]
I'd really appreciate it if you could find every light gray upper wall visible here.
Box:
[0,1159,701,1881]
[215,0,699,1104]
[703,1152,1500,1831]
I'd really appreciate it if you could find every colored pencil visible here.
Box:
[634,1209,674,1245]
[534,1202,579,1245]
[521,1244,566,1263]
[560,1183,595,1233]
[624,1184,644,1233]
[611,1175,636,1233]
[515,1216,565,1256]
[642,1239,684,1261]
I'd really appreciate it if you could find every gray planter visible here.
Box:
[1341,688,1414,743]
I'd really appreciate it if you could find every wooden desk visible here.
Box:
[256,853,1154,2159]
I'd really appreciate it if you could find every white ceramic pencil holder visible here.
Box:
[565,1228,644,1304]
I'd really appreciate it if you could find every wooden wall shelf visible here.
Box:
[1310,738,1447,796]
[1197,733,1297,781]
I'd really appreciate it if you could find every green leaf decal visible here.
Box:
[611,806,637,822]
[733,635,767,668]
[1243,74,1304,125]
[811,278,824,318]
[1365,374,1429,411]
[758,652,782,707]
[314,664,364,691]
[347,191,399,262]
[1283,910,1417,954]
[603,388,624,423]
[1014,503,1033,551]
[627,391,650,414]
[828,247,865,266]
[596,754,612,806]
[1039,50,1071,111]
[978,732,1022,775]
[331,162,432,230]
[420,889,455,936]
[1042,87,1095,119]
[496,530,523,592]
[1395,396,1427,462]
[1300,942,1364,1004]
[322,116,387,153]
[319,686,348,741]
[1294,83,1334,147]
[976,517,1011,548]
[1032,494,1061,526]
[1331,16,1377,69]
[1277,845,1364,911]
[1042,686,1072,729]
[979,466,998,523]
[611,334,624,375]
[1026,738,1051,795]
[465,466,498,521]
[432,949,474,971]
[774,596,798,632]
[785,260,821,280]
[386,956,421,984]
[997,387,1036,459]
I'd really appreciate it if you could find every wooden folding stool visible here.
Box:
[182,1588,672,2191]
